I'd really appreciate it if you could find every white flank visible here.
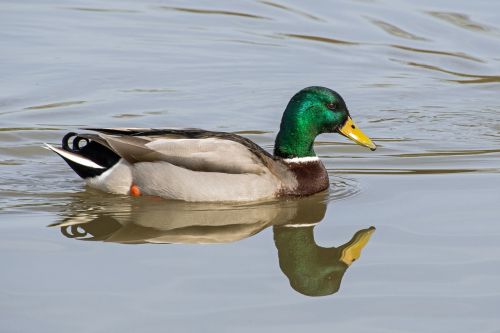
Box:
[283,156,319,164]
[85,159,132,194]
[44,143,105,169]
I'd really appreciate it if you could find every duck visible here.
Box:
[45,86,376,202]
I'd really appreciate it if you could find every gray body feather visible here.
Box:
[80,128,300,202]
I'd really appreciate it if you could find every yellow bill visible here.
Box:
[338,117,377,151]
[340,227,376,266]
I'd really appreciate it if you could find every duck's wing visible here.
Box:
[81,128,282,175]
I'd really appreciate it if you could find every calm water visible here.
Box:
[1,0,500,331]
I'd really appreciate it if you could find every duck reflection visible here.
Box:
[274,225,375,296]
[55,193,304,244]
[53,191,374,296]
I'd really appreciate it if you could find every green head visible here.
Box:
[274,86,376,158]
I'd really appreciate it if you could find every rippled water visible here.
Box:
[1,0,499,331]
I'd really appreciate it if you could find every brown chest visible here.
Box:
[283,160,329,196]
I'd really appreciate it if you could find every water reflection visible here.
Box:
[389,44,482,63]
[368,18,428,40]
[283,33,358,45]
[427,11,499,34]
[405,61,500,84]
[275,225,374,296]
[51,192,375,296]
[24,100,86,110]
[257,0,323,21]
[159,6,268,20]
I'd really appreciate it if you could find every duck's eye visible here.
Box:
[326,103,337,110]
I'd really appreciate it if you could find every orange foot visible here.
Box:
[130,184,141,197]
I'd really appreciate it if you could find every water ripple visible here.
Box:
[280,33,481,64]
[281,33,358,45]
[405,62,500,84]
[333,168,499,175]
[427,11,500,35]
[328,176,361,201]
[257,1,323,21]
[24,101,86,110]
[394,149,500,158]
[66,7,140,13]
[159,6,269,20]
[389,44,483,63]
[367,18,428,41]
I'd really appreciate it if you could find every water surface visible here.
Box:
[1,0,499,332]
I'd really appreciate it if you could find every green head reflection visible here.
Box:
[274,225,375,297]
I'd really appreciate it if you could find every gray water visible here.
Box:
[1,0,500,332]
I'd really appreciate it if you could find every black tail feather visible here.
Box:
[60,133,120,179]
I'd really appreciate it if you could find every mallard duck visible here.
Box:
[46,86,376,202]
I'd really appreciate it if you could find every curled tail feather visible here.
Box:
[45,132,120,179]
